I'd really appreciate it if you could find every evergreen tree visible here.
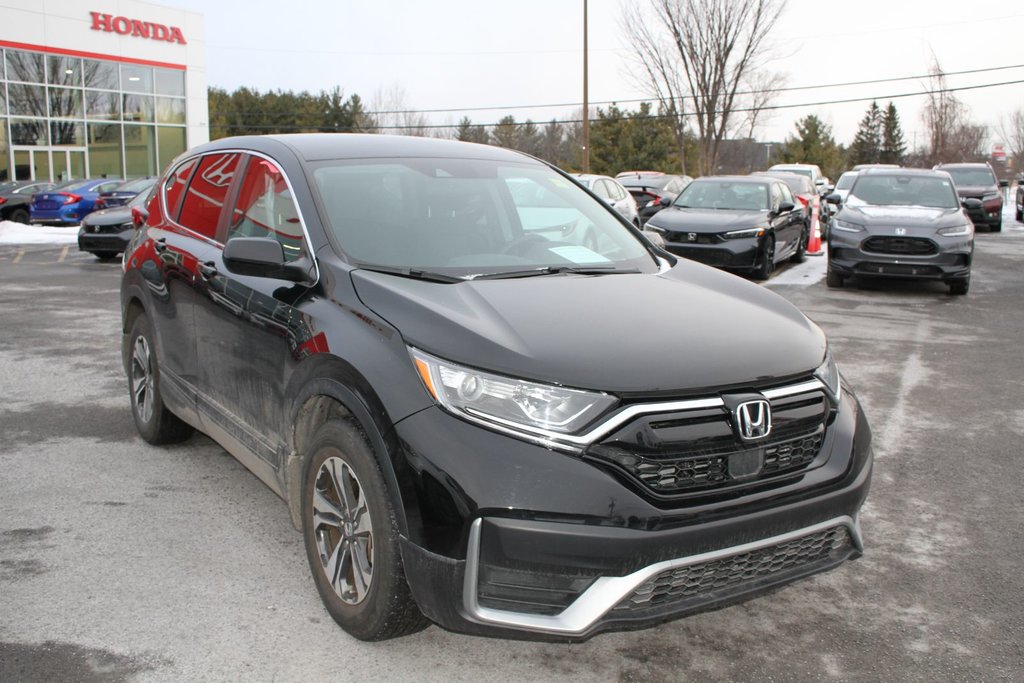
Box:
[880,102,906,165]
[778,114,842,178]
[589,102,678,175]
[849,101,883,165]
[489,115,520,149]
[454,116,488,144]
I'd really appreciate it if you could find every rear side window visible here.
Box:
[164,157,198,222]
[178,153,240,239]
[228,156,308,262]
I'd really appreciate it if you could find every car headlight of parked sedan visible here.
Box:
[723,226,766,239]
[812,347,841,403]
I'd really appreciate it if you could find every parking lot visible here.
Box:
[1,216,1023,681]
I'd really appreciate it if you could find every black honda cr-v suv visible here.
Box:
[121,134,872,641]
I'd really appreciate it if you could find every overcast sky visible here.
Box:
[162,0,1024,152]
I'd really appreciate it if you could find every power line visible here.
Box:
[209,78,1024,131]
[213,62,1024,119]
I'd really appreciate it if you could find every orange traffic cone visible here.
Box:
[806,206,823,256]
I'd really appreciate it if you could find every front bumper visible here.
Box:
[828,230,972,282]
[964,199,1002,228]
[394,386,872,640]
[78,225,133,254]
[662,236,761,271]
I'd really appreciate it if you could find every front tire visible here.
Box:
[8,208,29,224]
[752,236,775,281]
[127,315,193,444]
[301,418,427,641]
[949,278,969,295]
[94,251,119,261]
[990,219,1002,233]
[825,264,844,288]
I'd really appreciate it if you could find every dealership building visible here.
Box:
[0,0,207,183]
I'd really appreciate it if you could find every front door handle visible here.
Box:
[198,261,218,280]
[153,237,168,253]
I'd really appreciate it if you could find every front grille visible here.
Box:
[855,262,943,277]
[667,246,733,266]
[586,385,830,496]
[668,232,719,245]
[614,525,853,612]
[863,236,937,255]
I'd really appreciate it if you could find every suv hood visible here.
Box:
[647,207,767,234]
[840,203,966,229]
[351,262,825,395]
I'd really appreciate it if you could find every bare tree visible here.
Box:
[998,108,1024,164]
[921,61,988,163]
[623,0,786,176]
[369,84,430,137]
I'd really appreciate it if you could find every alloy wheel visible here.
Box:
[130,335,154,424]
[312,456,374,605]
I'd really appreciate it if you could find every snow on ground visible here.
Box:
[0,220,79,245]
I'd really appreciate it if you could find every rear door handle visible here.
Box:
[153,237,168,253]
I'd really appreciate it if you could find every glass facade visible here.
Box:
[0,48,188,182]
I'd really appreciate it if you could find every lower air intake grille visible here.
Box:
[615,525,854,612]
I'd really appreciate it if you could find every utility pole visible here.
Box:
[582,0,589,173]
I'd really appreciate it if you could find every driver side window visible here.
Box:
[227,156,308,262]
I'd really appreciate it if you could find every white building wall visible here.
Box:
[0,0,208,147]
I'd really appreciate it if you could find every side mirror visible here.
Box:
[824,192,842,205]
[962,197,983,210]
[777,201,795,214]
[999,179,1009,188]
[222,237,309,283]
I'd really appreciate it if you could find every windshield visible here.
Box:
[847,174,959,209]
[943,167,996,187]
[674,181,768,211]
[835,173,857,191]
[311,158,656,278]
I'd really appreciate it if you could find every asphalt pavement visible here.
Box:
[1,215,1022,682]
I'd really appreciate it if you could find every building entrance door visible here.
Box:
[11,147,88,182]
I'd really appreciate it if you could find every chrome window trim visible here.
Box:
[462,514,861,636]
[161,148,321,286]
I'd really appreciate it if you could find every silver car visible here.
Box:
[573,174,640,226]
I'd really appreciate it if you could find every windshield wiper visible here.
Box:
[355,264,462,283]
[470,265,641,280]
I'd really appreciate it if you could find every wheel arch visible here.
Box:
[284,359,418,537]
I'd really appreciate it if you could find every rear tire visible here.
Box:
[127,315,193,444]
[302,418,428,641]
[791,224,808,264]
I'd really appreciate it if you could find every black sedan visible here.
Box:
[825,168,974,294]
[643,175,808,280]
[78,187,152,260]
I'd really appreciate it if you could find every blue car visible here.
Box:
[30,178,124,224]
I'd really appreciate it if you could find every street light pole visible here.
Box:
[582,0,589,173]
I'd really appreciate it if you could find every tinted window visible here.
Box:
[312,158,654,276]
[848,175,958,209]
[178,153,240,239]
[778,184,795,206]
[943,167,996,187]
[675,181,768,211]
[164,157,198,220]
[835,173,857,191]
[228,157,308,262]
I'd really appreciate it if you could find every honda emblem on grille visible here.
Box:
[895,227,907,236]
[688,232,697,242]
[735,400,772,440]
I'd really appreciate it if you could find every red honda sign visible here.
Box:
[90,12,187,45]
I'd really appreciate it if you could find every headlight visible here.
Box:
[643,223,667,234]
[938,223,973,237]
[643,229,666,247]
[813,348,841,403]
[723,227,766,239]
[833,219,863,233]
[410,348,617,438]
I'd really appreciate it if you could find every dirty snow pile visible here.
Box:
[0,220,79,245]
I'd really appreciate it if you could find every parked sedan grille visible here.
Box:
[863,236,937,255]
[614,525,853,611]
[666,246,732,266]
[586,384,830,496]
